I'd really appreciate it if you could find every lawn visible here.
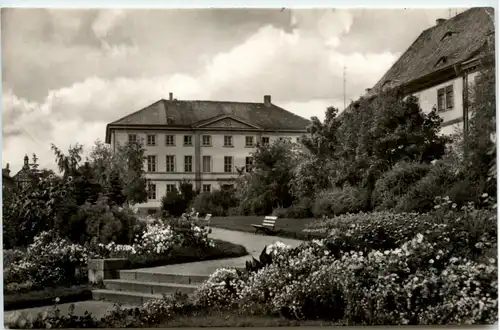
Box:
[4,285,93,311]
[209,216,324,240]
[160,309,346,327]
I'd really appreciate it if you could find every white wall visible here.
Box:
[412,71,480,136]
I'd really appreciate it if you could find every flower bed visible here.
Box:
[6,201,497,328]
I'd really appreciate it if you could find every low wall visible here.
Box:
[88,258,128,284]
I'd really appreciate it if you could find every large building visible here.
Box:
[364,7,495,136]
[105,94,310,208]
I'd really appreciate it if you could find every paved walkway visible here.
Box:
[132,227,305,275]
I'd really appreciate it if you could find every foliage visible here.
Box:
[88,139,148,206]
[312,185,367,217]
[305,201,496,262]
[296,91,448,208]
[161,188,187,217]
[464,58,496,197]
[68,198,139,245]
[372,162,431,210]
[4,231,88,290]
[272,197,313,219]
[192,268,248,309]
[3,174,76,248]
[161,181,197,217]
[190,189,239,216]
[236,140,298,215]
[395,162,457,213]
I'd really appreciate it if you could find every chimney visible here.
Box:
[436,18,446,25]
[365,88,371,93]
[169,92,173,101]
[264,95,271,107]
[4,163,10,177]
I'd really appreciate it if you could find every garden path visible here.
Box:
[130,227,305,275]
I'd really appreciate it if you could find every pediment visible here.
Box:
[196,116,260,129]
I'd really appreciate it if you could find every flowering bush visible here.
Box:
[192,268,247,309]
[234,233,497,325]
[5,231,88,289]
[304,202,496,263]
[3,249,26,267]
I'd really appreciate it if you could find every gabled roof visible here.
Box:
[369,7,494,95]
[106,98,311,142]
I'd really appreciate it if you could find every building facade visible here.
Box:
[364,8,494,136]
[105,94,310,208]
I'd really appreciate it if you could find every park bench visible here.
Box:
[251,216,278,235]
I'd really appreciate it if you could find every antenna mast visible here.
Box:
[343,65,346,109]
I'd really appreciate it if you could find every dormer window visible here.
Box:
[434,56,448,67]
[440,31,458,41]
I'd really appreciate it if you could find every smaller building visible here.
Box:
[2,163,16,190]
[10,155,33,190]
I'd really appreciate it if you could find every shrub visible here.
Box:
[312,185,366,217]
[395,162,457,213]
[5,231,88,289]
[192,268,248,309]
[161,189,188,217]
[372,162,430,210]
[445,178,482,207]
[272,198,313,219]
[67,198,138,245]
[190,189,239,216]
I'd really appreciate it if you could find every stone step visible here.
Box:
[103,279,199,295]
[92,289,162,305]
[119,270,209,285]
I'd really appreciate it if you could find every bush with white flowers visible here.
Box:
[192,268,247,309]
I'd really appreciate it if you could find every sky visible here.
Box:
[2,7,466,173]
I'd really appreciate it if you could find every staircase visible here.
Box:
[92,269,209,305]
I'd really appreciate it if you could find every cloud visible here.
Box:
[2,8,452,174]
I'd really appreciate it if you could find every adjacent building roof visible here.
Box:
[106,96,311,142]
[368,7,494,96]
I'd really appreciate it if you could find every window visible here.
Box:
[261,137,270,145]
[437,85,454,112]
[128,134,137,144]
[221,184,234,190]
[184,155,193,172]
[147,183,156,200]
[245,157,253,172]
[147,134,156,146]
[224,136,233,147]
[165,135,175,146]
[202,184,211,192]
[147,155,157,172]
[184,135,193,146]
[202,156,211,173]
[245,136,254,147]
[224,156,233,173]
[166,155,175,172]
[202,135,212,146]
[166,184,176,193]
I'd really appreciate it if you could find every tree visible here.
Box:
[236,139,298,215]
[463,44,496,196]
[51,143,84,177]
[88,139,148,206]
